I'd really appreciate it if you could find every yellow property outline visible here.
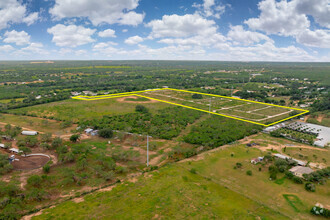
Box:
[72,88,309,127]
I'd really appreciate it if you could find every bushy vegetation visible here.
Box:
[0,153,13,175]
[79,107,203,140]
[183,115,261,149]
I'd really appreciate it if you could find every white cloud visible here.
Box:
[75,49,87,56]
[98,29,116,38]
[244,0,330,49]
[49,0,144,26]
[245,0,309,36]
[227,25,274,45]
[3,30,30,46]
[23,12,39,26]
[193,0,226,18]
[294,0,330,28]
[158,33,227,48]
[122,29,128,33]
[147,14,217,38]
[125,35,143,45]
[47,24,96,47]
[21,43,48,54]
[0,45,14,52]
[297,29,330,48]
[0,0,39,30]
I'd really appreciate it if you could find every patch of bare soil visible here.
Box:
[116,95,159,104]
[12,155,50,170]
[149,155,163,166]
[72,197,84,203]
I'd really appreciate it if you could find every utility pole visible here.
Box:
[147,135,149,167]
[209,97,212,114]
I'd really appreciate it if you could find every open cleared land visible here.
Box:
[33,164,287,220]
[0,113,75,136]
[76,88,307,126]
[8,98,169,122]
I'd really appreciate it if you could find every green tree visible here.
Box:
[192,93,203,99]
[99,128,113,138]
[52,137,63,149]
[135,105,149,113]
[70,134,80,142]
[19,147,31,156]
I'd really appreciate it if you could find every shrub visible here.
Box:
[190,168,197,174]
[135,105,149,113]
[285,170,294,179]
[192,93,203,99]
[70,134,80,142]
[236,162,242,168]
[311,206,330,217]
[43,164,50,173]
[40,142,51,150]
[27,175,42,187]
[52,137,63,149]
[99,128,113,138]
[292,176,303,184]
[305,182,315,192]
[246,170,252,176]
[270,172,277,180]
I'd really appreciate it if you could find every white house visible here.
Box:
[21,131,38,136]
[0,143,5,149]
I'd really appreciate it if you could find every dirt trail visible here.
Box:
[116,95,159,104]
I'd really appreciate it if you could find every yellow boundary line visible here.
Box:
[72,88,309,127]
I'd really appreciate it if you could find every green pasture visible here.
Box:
[9,98,170,122]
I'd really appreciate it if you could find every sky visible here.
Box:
[0,0,329,61]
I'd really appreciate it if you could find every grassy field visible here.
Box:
[34,164,287,220]
[180,145,329,219]
[142,89,304,124]
[0,113,75,135]
[0,98,24,103]
[285,147,330,166]
[33,141,329,219]
[9,98,169,122]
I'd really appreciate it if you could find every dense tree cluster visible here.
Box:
[183,115,261,149]
[79,107,203,140]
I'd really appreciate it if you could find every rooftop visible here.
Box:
[289,166,314,175]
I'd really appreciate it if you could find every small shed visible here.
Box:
[9,148,22,154]
[85,128,94,134]
[289,166,314,178]
[0,143,5,149]
[21,131,38,136]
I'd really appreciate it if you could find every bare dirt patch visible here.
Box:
[12,155,50,170]
[116,95,159,104]
[72,197,85,203]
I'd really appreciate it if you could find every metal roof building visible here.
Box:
[21,131,38,136]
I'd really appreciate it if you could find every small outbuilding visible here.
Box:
[84,128,94,134]
[251,156,264,164]
[0,143,5,149]
[289,166,314,178]
[9,148,22,154]
[21,131,38,136]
